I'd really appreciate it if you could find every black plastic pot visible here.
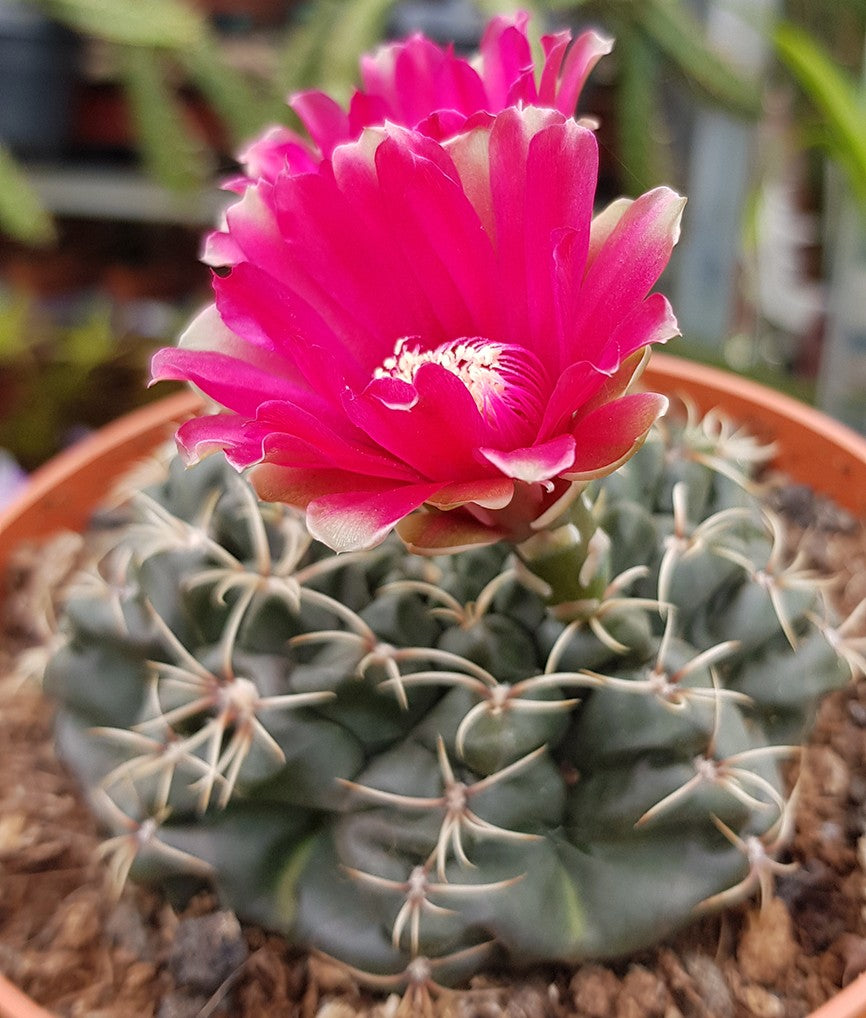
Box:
[0,0,78,159]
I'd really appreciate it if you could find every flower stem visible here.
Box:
[515,489,610,613]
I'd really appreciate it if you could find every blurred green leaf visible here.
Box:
[774,21,866,206]
[316,0,398,98]
[179,36,287,146]
[277,0,397,101]
[276,0,342,95]
[43,0,205,48]
[637,0,761,117]
[0,295,35,362]
[119,46,210,192]
[476,0,533,15]
[0,144,56,247]
[63,306,115,373]
[614,20,669,194]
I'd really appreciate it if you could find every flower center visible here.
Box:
[375,336,547,444]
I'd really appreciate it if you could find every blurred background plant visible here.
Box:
[0,0,865,475]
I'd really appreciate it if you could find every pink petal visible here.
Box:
[479,434,576,483]
[478,12,532,108]
[585,197,632,271]
[487,108,596,354]
[430,51,489,118]
[307,481,444,551]
[393,36,452,124]
[222,182,291,276]
[173,414,262,467]
[446,123,494,238]
[273,148,444,362]
[151,346,317,418]
[345,363,485,481]
[202,228,244,268]
[609,292,680,363]
[574,349,650,420]
[416,108,474,141]
[176,301,270,357]
[289,91,352,158]
[359,40,401,100]
[213,262,367,398]
[540,29,613,114]
[252,400,420,481]
[397,509,507,553]
[427,477,514,511]
[372,129,502,338]
[566,392,669,480]
[347,91,390,136]
[360,35,485,127]
[571,187,686,363]
[250,464,390,507]
[535,359,614,440]
[523,118,597,364]
[238,125,317,181]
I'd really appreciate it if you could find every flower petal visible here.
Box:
[345,363,486,481]
[202,228,244,268]
[575,349,650,420]
[213,262,367,398]
[152,346,317,418]
[427,477,514,511]
[253,400,420,481]
[571,187,686,363]
[307,482,444,551]
[397,508,508,553]
[585,197,633,271]
[566,391,669,479]
[480,434,576,483]
[609,292,680,362]
[487,108,597,357]
[238,125,318,181]
[173,415,261,467]
[274,142,447,361]
[536,359,613,441]
[479,12,533,108]
[524,118,597,362]
[540,29,614,115]
[289,90,351,158]
[373,128,502,337]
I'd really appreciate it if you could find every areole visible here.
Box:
[1,352,866,1018]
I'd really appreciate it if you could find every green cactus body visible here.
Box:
[44,406,853,990]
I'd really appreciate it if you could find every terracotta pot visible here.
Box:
[644,353,866,521]
[0,389,201,581]
[1,354,866,1018]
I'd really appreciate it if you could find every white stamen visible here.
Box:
[374,336,547,444]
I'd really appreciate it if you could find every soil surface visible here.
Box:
[1,481,866,1018]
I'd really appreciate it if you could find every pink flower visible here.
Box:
[220,13,611,188]
[206,12,612,283]
[153,107,684,553]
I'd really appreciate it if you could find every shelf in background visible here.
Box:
[24,162,229,226]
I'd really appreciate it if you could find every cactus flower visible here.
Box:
[205,12,612,268]
[153,106,684,552]
[223,13,612,187]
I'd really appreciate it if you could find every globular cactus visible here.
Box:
[44,401,856,995]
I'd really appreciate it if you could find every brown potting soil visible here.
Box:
[1,480,865,1018]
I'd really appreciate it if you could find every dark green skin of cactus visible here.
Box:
[44,423,849,982]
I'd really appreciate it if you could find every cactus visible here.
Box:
[43,399,856,996]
